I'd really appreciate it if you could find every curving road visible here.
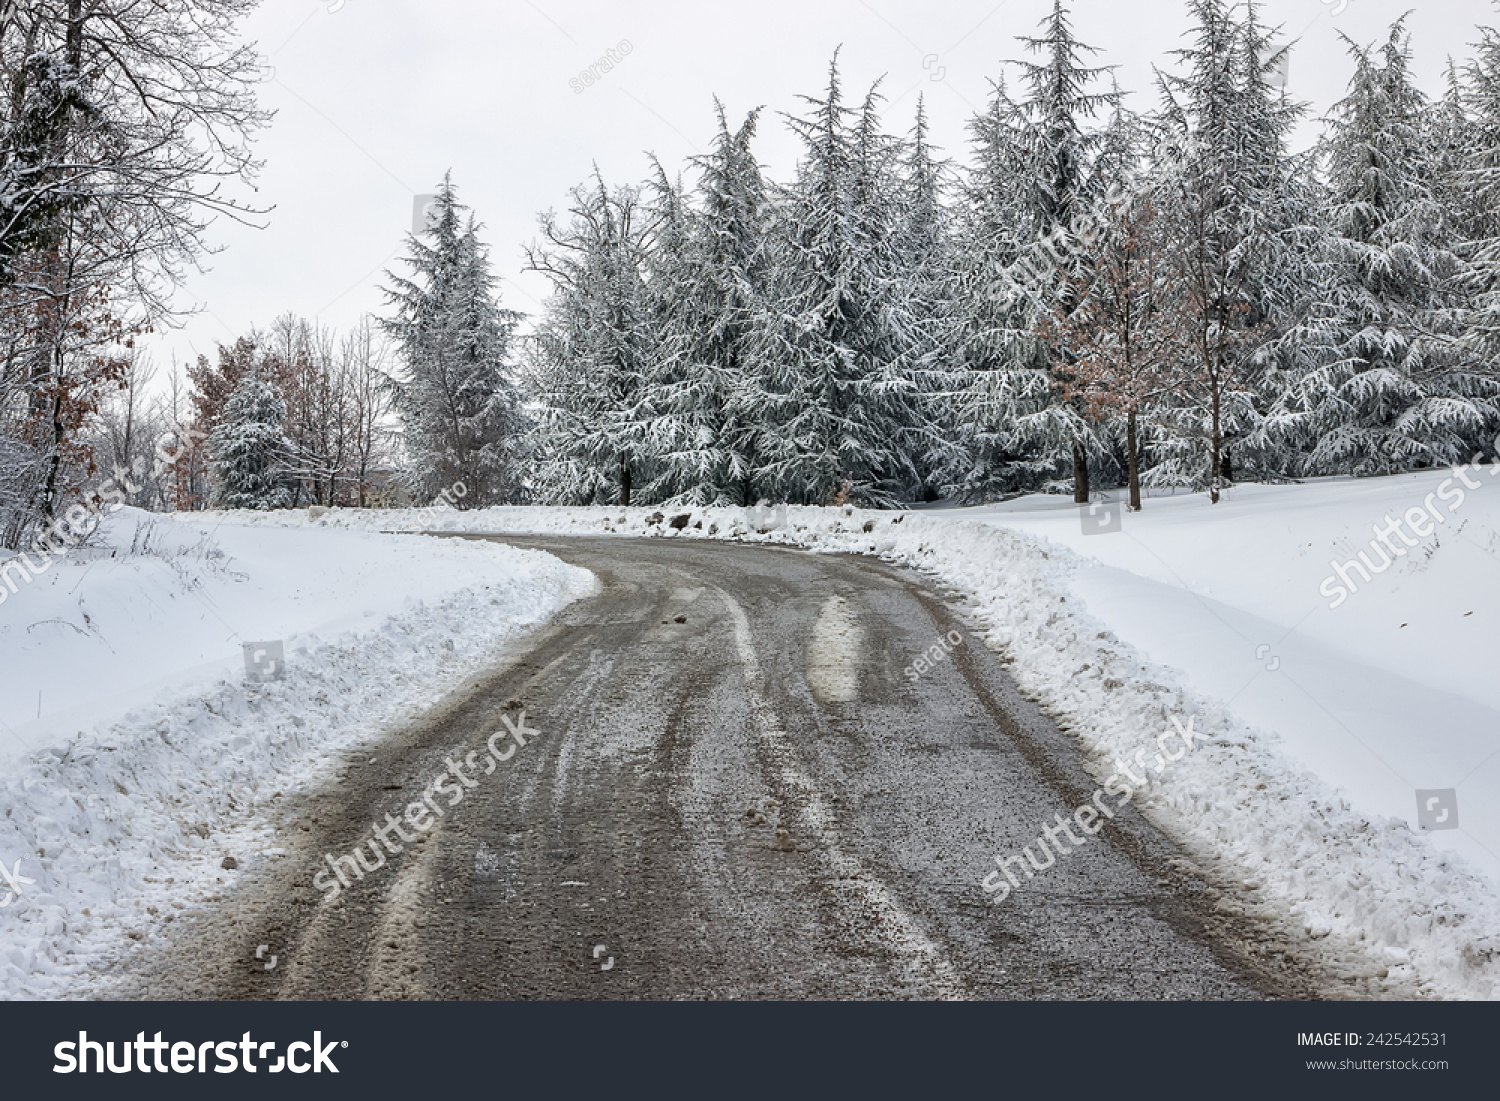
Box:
[130,536,1311,1001]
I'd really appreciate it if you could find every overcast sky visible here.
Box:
[145,0,1494,373]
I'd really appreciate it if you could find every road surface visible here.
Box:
[128,536,1313,1000]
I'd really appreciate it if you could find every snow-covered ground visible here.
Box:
[0,507,593,998]
[963,471,1500,887]
[220,473,1500,999]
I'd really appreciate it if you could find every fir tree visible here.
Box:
[1152,0,1307,500]
[951,75,1052,500]
[208,373,296,511]
[956,1,1119,501]
[1460,16,1500,371]
[1268,20,1499,475]
[753,56,922,505]
[382,174,526,507]
[525,172,656,506]
[642,108,773,507]
[897,97,965,500]
[691,104,776,506]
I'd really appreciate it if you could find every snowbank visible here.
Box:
[0,507,593,998]
[218,484,1500,999]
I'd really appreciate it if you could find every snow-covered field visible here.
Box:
[220,472,1500,999]
[965,472,1500,884]
[0,507,594,998]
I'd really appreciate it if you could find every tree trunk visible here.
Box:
[620,461,632,508]
[1072,440,1090,504]
[1126,409,1142,512]
[1209,377,1222,505]
[67,0,84,68]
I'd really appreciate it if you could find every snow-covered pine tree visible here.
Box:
[1231,0,1326,482]
[1463,19,1500,247]
[1016,0,1121,503]
[955,0,1119,502]
[752,56,921,506]
[647,104,777,506]
[1150,0,1307,501]
[1430,60,1479,248]
[525,171,657,506]
[382,174,527,507]
[637,160,711,503]
[896,97,966,501]
[1266,19,1499,475]
[1459,16,1500,375]
[691,104,776,506]
[208,372,296,511]
[950,76,1052,500]
[846,79,934,501]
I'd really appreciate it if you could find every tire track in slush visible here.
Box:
[712,584,968,1001]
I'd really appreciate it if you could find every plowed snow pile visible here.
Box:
[0,508,593,998]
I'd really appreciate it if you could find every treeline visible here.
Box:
[22,0,1500,527]
[523,0,1500,509]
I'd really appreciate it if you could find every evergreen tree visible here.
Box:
[382,174,526,507]
[208,372,296,510]
[955,1,1119,501]
[1268,21,1499,474]
[951,76,1051,500]
[637,161,710,502]
[691,104,776,506]
[753,56,922,505]
[525,172,656,505]
[1460,17,1500,371]
[643,106,773,507]
[896,98,965,500]
[1151,0,1306,500]
[1430,60,1479,246]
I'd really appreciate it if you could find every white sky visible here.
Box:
[145,0,1495,371]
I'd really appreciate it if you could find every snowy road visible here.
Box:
[130,537,1311,1000]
